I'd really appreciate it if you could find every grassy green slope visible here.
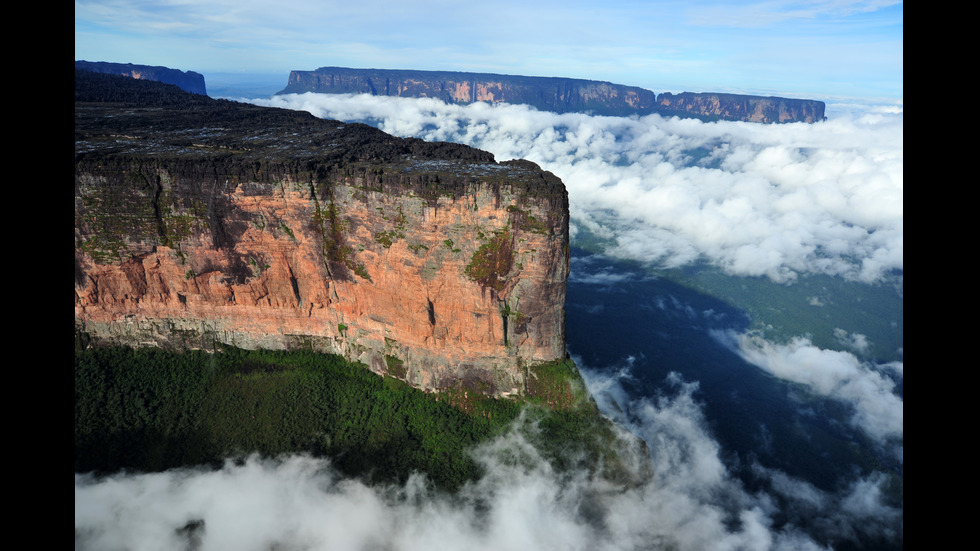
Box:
[75,346,642,491]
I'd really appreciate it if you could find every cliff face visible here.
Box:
[75,60,208,95]
[279,66,658,117]
[279,66,826,123]
[656,92,825,123]
[75,71,569,397]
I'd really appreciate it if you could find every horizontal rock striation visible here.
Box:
[279,66,658,117]
[655,91,825,123]
[75,70,569,397]
[75,60,208,95]
[279,66,825,123]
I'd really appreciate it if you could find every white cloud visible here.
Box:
[752,463,902,544]
[712,330,903,446]
[833,328,871,354]
[256,93,902,284]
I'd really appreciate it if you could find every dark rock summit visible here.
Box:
[280,66,826,123]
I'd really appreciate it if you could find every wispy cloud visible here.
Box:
[711,329,903,447]
[686,0,903,27]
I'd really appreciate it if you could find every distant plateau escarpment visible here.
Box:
[75,69,569,398]
[279,66,826,123]
[75,60,207,96]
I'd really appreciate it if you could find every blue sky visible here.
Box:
[75,0,902,102]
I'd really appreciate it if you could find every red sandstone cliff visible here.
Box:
[75,71,569,397]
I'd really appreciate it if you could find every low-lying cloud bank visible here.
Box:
[75,362,901,551]
[255,93,903,284]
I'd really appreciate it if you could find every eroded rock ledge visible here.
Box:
[75,70,569,397]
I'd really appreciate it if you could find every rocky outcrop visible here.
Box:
[278,66,825,123]
[75,60,208,95]
[75,70,569,398]
[279,66,658,117]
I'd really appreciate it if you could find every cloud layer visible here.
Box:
[255,93,903,283]
[75,363,901,551]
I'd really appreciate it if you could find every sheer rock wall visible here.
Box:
[280,66,825,123]
[75,71,569,397]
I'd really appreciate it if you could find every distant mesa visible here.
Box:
[654,91,826,124]
[75,60,207,96]
[279,66,826,124]
[278,66,658,118]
